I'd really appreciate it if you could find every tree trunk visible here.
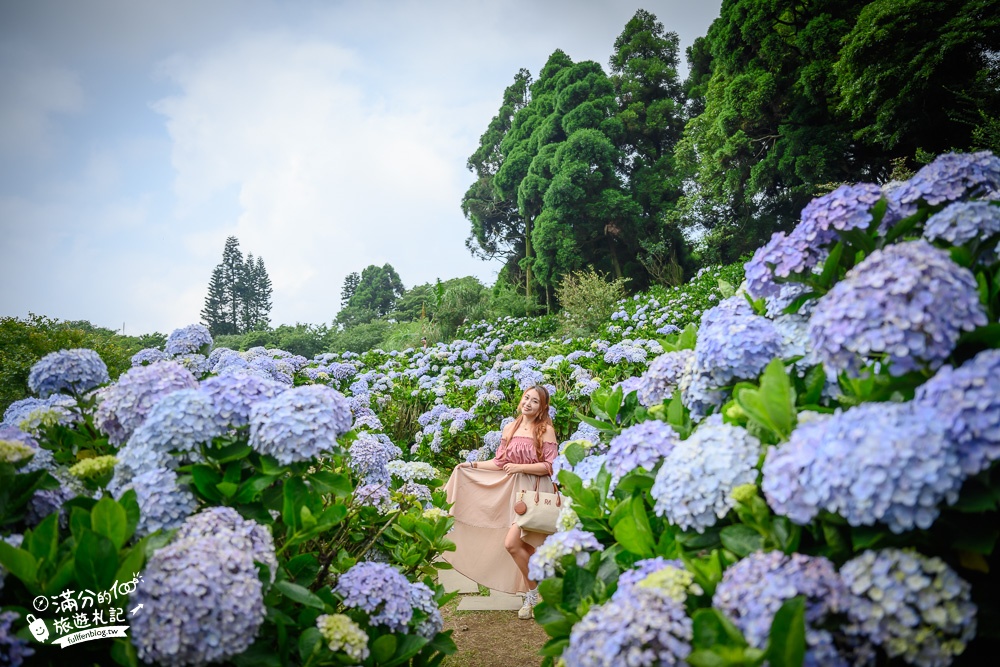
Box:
[525,217,534,301]
[609,238,622,279]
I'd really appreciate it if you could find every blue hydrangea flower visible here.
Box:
[0,610,34,667]
[173,507,277,583]
[333,562,414,632]
[132,347,171,366]
[638,350,693,407]
[652,416,761,532]
[409,581,443,639]
[349,432,402,485]
[173,353,211,377]
[841,549,977,667]
[914,349,1000,475]
[714,551,872,667]
[604,341,648,364]
[923,200,1000,249]
[745,184,882,299]
[28,348,109,397]
[527,529,604,581]
[562,580,692,667]
[808,240,987,376]
[94,361,198,446]
[354,483,393,513]
[3,397,50,427]
[887,150,1000,219]
[129,388,225,457]
[130,536,265,666]
[120,466,199,536]
[615,557,684,597]
[165,323,213,356]
[249,385,353,464]
[694,297,782,387]
[613,376,645,397]
[762,402,963,533]
[200,373,285,428]
[606,420,681,484]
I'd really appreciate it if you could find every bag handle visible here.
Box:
[531,475,561,507]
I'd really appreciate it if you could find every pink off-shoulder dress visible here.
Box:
[442,436,558,593]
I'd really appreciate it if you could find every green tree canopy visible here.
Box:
[336,264,404,328]
[202,237,273,336]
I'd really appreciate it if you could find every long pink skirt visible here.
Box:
[442,467,556,594]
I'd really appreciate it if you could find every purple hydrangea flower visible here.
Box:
[0,611,34,667]
[694,297,782,387]
[28,348,109,397]
[745,184,883,299]
[354,483,393,513]
[165,323,213,356]
[131,348,171,366]
[409,581,443,639]
[808,240,987,376]
[348,432,402,485]
[652,416,761,532]
[249,385,352,464]
[200,373,285,428]
[613,376,645,397]
[122,466,199,536]
[606,420,681,484]
[714,551,872,667]
[762,402,963,533]
[528,529,604,581]
[130,536,265,666]
[841,549,977,667]
[887,150,1000,219]
[129,388,225,456]
[923,200,1000,248]
[604,341,648,364]
[563,580,692,667]
[173,353,211,378]
[333,562,415,632]
[173,507,277,583]
[94,361,198,446]
[3,397,50,427]
[638,350,694,407]
[914,349,1000,475]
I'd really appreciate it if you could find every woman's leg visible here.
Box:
[504,523,537,589]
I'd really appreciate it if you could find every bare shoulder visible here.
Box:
[501,421,517,439]
[543,424,558,442]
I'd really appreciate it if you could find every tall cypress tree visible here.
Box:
[202,237,273,335]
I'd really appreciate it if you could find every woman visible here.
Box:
[442,385,558,619]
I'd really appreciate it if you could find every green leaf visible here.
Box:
[883,209,924,245]
[372,635,398,664]
[959,323,1000,349]
[274,580,326,609]
[25,512,60,565]
[91,495,128,550]
[285,553,320,586]
[765,596,806,667]
[562,566,596,611]
[720,525,765,558]
[211,442,253,463]
[735,359,796,441]
[606,386,624,424]
[692,608,748,648]
[564,441,587,467]
[282,476,310,532]
[76,528,118,591]
[119,489,140,543]
[718,279,736,299]
[383,635,430,667]
[297,627,322,662]
[115,538,149,584]
[782,291,819,315]
[0,540,38,585]
[234,473,279,504]
[190,465,223,502]
[216,481,239,498]
[70,506,92,543]
[611,496,655,557]
[818,240,845,288]
[308,471,352,497]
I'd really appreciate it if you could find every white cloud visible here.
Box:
[153,31,499,327]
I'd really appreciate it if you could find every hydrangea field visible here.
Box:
[2,151,999,666]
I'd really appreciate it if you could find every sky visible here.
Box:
[0,0,722,335]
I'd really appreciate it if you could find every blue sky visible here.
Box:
[0,0,722,335]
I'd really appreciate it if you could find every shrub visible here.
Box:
[554,268,630,336]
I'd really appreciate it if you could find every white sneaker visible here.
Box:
[518,588,540,620]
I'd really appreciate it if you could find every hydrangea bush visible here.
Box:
[1,151,998,665]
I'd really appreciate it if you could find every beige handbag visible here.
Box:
[513,476,561,534]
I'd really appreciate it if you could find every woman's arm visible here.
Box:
[502,426,559,476]
[460,459,502,471]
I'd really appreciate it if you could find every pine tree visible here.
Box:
[201,265,232,335]
[202,237,273,335]
[252,255,273,330]
[341,272,360,308]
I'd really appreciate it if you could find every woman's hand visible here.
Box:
[502,463,522,475]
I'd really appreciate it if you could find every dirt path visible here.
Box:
[440,596,549,667]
